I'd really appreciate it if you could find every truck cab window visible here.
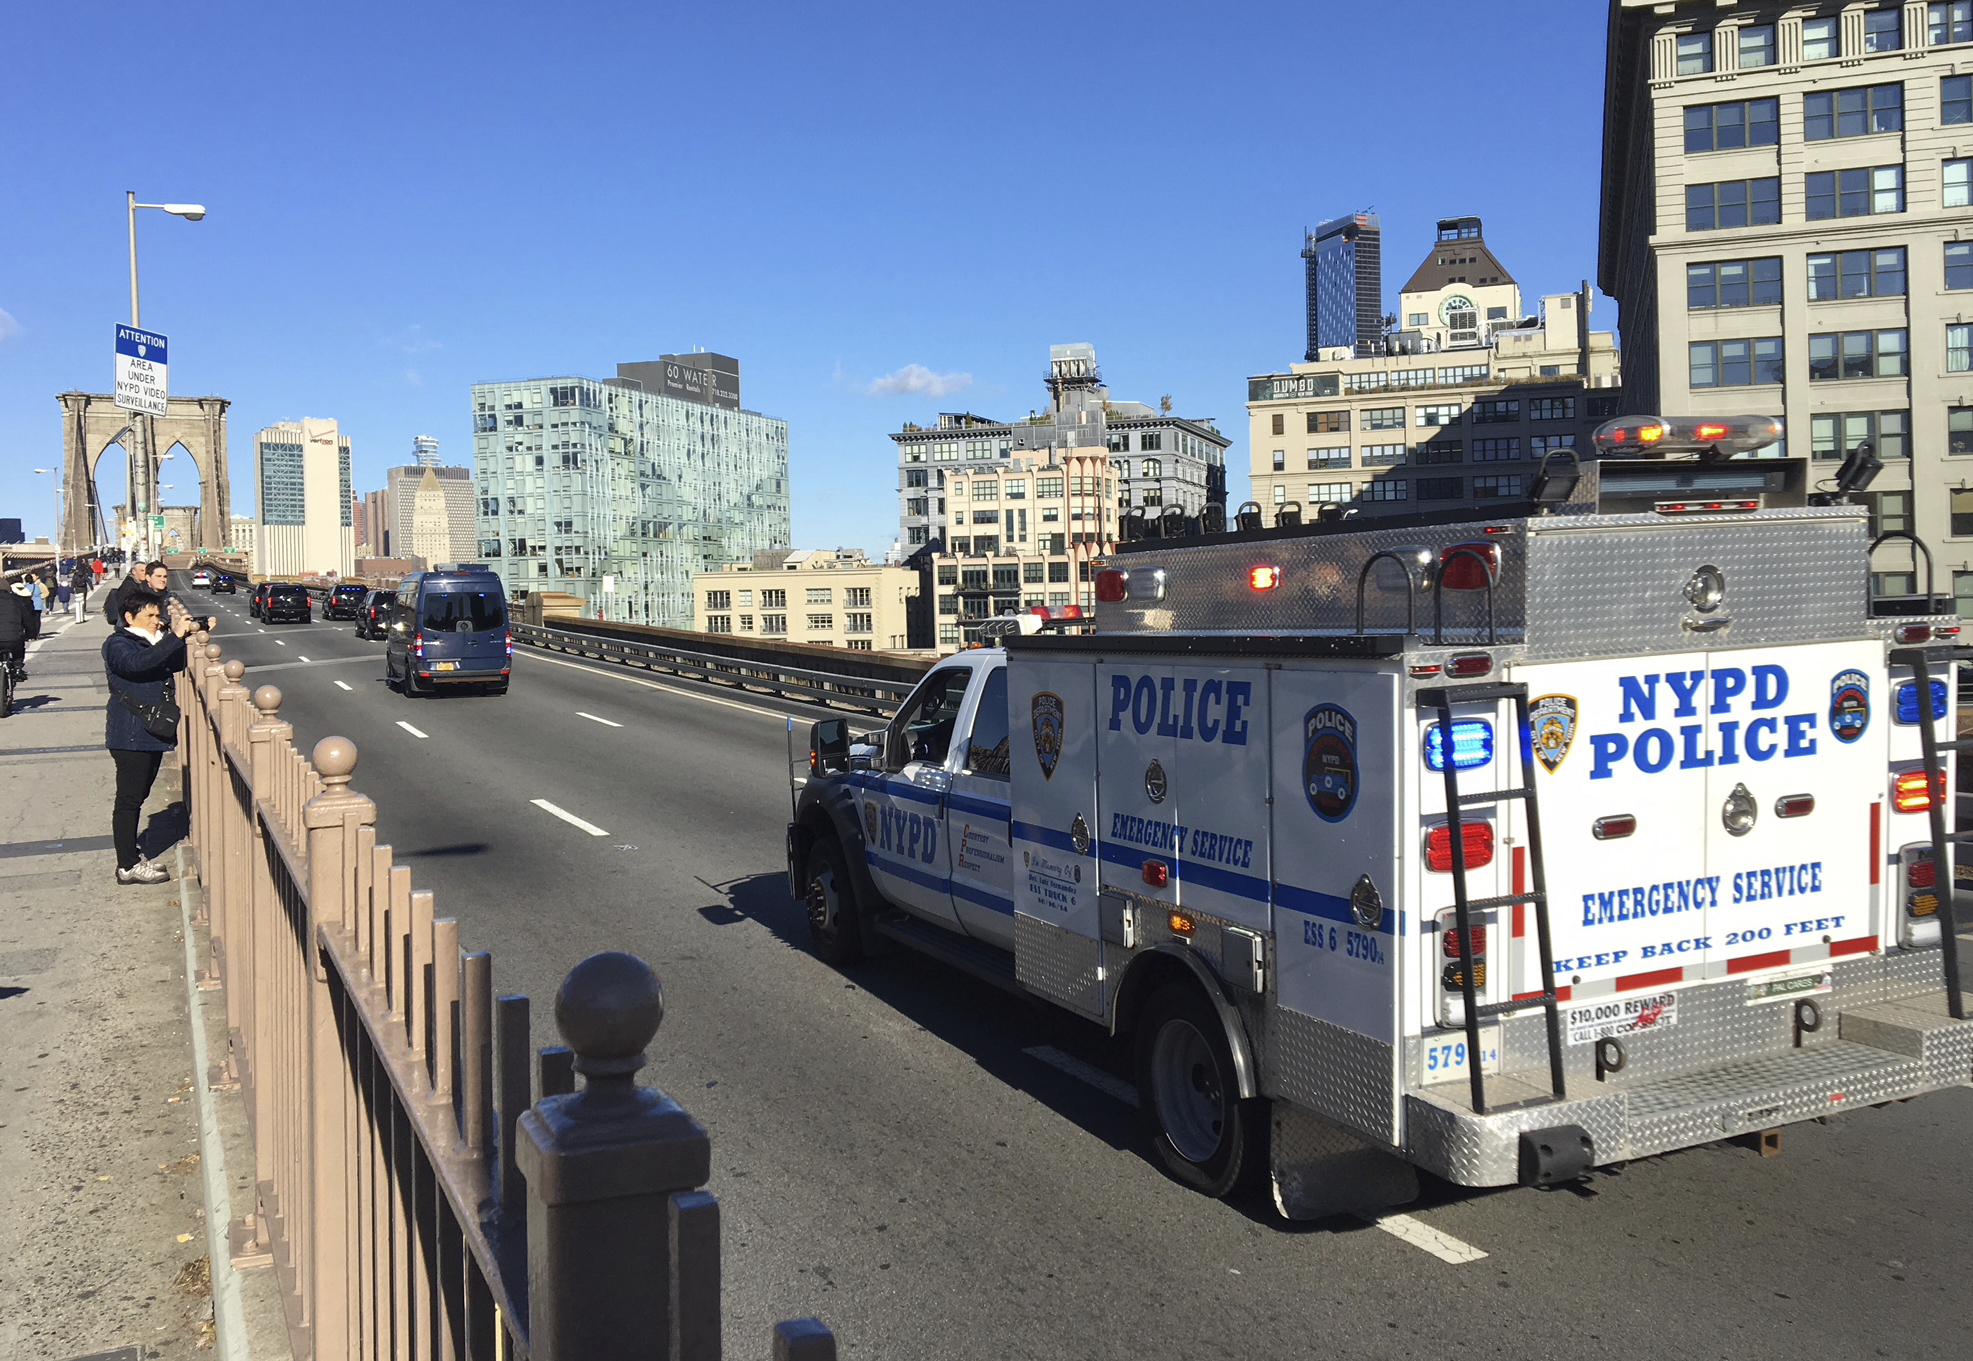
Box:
[886,668,970,770]
[964,667,1010,777]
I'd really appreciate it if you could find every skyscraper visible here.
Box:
[1304,212,1383,359]
[254,418,354,576]
[412,434,441,468]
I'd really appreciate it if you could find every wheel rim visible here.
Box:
[1151,1017,1227,1165]
[806,865,839,937]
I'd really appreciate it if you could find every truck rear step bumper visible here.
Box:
[1403,992,1973,1186]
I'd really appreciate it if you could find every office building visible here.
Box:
[356,488,390,557]
[385,464,474,566]
[1305,212,1384,359]
[1602,0,1973,607]
[693,548,921,651]
[1249,217,1622,517]
[889,343,1230,648]
[254,418,354,577]
[227,514,255,559]
[412,434,440,468]
[472,352,790,626]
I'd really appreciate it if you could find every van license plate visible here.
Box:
[435,661,457,671]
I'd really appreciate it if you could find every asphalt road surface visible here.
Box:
[183,578,1973,1360]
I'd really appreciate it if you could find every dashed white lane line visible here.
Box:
[576,711,623,727]
[334,680,353,692]
[521,650,797,722]
[274,639,286,646]
[1358,1212,1489,1264]
[1022,1046,1140,1108]
[530,798,609,837]
[297,655,310,663]
[396,720,429,739]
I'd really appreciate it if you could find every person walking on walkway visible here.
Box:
[70,562,92,619]
[0,581,30,683]
[24,573,45,642]
[103,585,191,885]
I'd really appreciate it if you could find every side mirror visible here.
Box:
[810,719,849,775]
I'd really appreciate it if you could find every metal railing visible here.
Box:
[514,621,919,715]
[172,602,839,1359]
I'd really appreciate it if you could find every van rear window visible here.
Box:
[422,591,505,632]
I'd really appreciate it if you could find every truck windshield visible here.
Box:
[422,590,505,633]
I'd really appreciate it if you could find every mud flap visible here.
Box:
[1271,1102,1419,1221]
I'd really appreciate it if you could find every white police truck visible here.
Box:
[787,422,1973,1217]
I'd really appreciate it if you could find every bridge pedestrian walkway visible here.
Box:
[0,603,288,1360]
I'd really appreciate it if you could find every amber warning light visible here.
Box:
[1249,564,1282,591]
[1593,414,1783,458]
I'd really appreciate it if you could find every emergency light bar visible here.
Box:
[1592,413,1783,460]
[1895,679,1950,724]
[1424,719,1494,771]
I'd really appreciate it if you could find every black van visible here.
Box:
[323,583,368,620]
[384,566,510,696]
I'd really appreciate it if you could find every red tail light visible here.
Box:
[1142,859,1169,887]
[1775,793,1815,818]
[1446,652,1493,678]
[1094,569,1128,603]
[1057,604,1083,619]
[1442,922,1487,958]
[1426,820,1494,872]
[1894,769,1944,812]
[1439,542,1499,591]
[504,630,514,656]
[413,631,426,658]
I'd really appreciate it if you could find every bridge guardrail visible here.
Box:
[514,621,919,716]
[171,600,838,1359]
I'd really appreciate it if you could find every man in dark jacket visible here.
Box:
[0,580,31,681]
[71,563,93,619]
[103,585,192,885]
[102,563,150,635]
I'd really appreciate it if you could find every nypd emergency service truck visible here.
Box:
[786,423,1973,1217]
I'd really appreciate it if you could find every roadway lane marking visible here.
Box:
[334,681,353,692]
[521,650,800,722]
[396,721,429,739]
[274,639,286,646]
[530,798,609,837]
[576,711,622,727]
[297,655,310,663]
[1358,1212,1488,1264]
[1022,1046,1140,1108]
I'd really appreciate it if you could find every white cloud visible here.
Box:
[384,324,442,355]
[867,363,972,398]
[0,308,19,343]
[405,369,424,387]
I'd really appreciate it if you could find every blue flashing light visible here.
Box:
[1895,679,1949,725]
[1425,719,1495,771]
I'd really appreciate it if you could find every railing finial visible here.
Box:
[223,659,245,682]
[253,684,282,716]
[555,950,663,1093]
[203,643,222,662]
[312,736,358,789]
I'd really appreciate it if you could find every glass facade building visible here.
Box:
[471,361,789,627]
[1305,212,1384,360]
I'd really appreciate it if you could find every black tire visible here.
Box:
[1133,982,1269,1198]
[803,836,866,967]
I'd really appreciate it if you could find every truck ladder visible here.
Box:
[1418,683,1566,1116]
[1888,645,1973,1020]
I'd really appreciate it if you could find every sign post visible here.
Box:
[114,325,169,416]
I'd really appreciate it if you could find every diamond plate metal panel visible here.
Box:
[1267,1006,1400,1145]
[1271,1102,1419,1220]
[1624,1042,1923,1153]
[1015,911,1104,1018]
[1405,1087,1629,1187]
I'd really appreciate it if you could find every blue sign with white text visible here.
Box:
[115,325,167,362]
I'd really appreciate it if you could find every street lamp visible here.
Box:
[126,192,205,558]
[32,468,60,576]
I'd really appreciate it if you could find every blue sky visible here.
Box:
[0,1,1615,554]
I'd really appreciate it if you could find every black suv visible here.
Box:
[323,583,368,620]
[210,573,237,594]
[356,589,395,639]
[249,583,271,619]
[262,583,312,624]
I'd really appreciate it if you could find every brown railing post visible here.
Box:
[237,683,289,1261]
[213,659,251,1090]
[516,952,713,1361]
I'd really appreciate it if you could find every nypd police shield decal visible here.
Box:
[1031,691,1064,780]
[1531,694,1578,774]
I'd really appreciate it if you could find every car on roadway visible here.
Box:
[261,583,312,624]
[191,569,212,589]
[384,565,510,696]
[248,582,270,619]
[323,583,368,620]
[210,573,237,594]
[355,589,395,640]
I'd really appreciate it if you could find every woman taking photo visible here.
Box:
[102,585,193,885]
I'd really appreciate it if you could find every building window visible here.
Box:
[1952,324,1973,371]
[1415,441,1463,465]
[1272,485,1287,504]
[1406,313,1428,327]
[761,589,787,609]
[846,612,872,633]
[1361,443,1406,466]
[1804,85,1903,142]
[1306,447,1351,469]
[1738,22,1776,67]
[1529,396,1578,421]
[1471,399,1520,424]
[1809,329,1908,379]
[1950,407,1973,454]
[1270,413,1285,436]
[1934,3,1973,45]
[1676,31,1713,74]
[972,480,998,501]
[1945,158,1971,208]
[1810,410,1909,459]
[706,614,732,633]
[1802,15,1840,59]
[937,593,958,616]
[1005,479,1026,499]
[1141,432,1164,451]
[1417,477,1463,501]
[1021,562,1044,584]
[705,590,731,610]
[1807,247,1906,299]
[1271,450,1285,471]
[1472,475,1524,499]
[1472,437,1522,462]
[1139,459,1162,478]
[1872,491,1913,539]
[1307,482,1352,504]
[1360,479,1408,502]
[1954,491,1973,537]
[935,563,957,585]
[1685,97,1779,152]
[1036,476,1064,498]
[1416,403,1462,427]
[1307,410,1349,433]
[1863,6,1903,51]
[970,510,999,525]
[762,614,787,635]
[1806,166,1904,219]
[805,587,832,604]
[806,613,834,631]
[1531,434,1577,457]
[1139,489,1164,508]
[1046,560,1069,583]
[1686,178,1780,230]
[1363,406,1405,430]
[1688,257,1783,309]
[845,587,872,607]
[907,526,929,545]
[1690,338,1785,387]
[738,615,754,632]
[1948,242,1973,289]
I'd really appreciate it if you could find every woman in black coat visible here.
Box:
[102,585,193,885]
[0,581,30,681]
